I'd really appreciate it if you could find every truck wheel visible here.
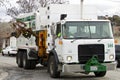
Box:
[16,51,23,68]
[23,52,31,69]
[23,52,36,69]
[94,71,106,77]
[48,56,60,78]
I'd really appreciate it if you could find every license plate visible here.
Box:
[90,66,98,71]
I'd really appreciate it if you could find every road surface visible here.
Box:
[0,54,120,80]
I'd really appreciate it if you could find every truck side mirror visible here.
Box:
[60,14,67,20]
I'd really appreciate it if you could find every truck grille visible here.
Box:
[78,44,104,63]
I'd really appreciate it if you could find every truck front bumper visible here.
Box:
[62,62,117,73]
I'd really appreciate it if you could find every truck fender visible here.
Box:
[49,49,59,64]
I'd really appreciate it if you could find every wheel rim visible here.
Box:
[50,62,54,75]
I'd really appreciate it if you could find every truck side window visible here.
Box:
[56,24,61,37]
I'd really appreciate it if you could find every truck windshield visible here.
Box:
[62,21,113,39]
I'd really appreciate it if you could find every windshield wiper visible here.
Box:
[97,37,113,42]
[71,37,89,43]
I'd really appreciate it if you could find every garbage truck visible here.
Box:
[14,4,116,78]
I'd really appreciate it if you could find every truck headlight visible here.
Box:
[67,56,72,61]
[109,54,114,60]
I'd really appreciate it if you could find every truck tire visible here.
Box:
[48,56,60,78]
[23,52,31,69]
[16,51,23,68]
[94,71,106,77]
[116,59,120,67]
[23,52,36,69]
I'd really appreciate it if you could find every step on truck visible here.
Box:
[13,4,116,78]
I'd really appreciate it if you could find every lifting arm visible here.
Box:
[12,20,38,38]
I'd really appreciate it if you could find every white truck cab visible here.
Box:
[54,20,116,73]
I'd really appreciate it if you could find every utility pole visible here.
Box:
[80,0,84,19]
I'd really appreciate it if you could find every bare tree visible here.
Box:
[6,0,68,18]
[7,7,19,18]
[6,0,38,18]
[0,0,6,6]
[39,0,67,7]
[16,0,38,13]
[0,0,10,10]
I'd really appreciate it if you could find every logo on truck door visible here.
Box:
[108,43,113,48]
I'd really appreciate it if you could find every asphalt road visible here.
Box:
[0,54,120,80]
